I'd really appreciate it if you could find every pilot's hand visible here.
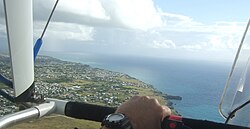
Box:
[103,96,171,129]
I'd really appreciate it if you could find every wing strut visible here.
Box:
[0,0,59,102]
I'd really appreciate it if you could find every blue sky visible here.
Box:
[0,0,249,62]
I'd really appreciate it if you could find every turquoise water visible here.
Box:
[44,52,231,122]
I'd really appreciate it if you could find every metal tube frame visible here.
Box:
[0,98,67,129]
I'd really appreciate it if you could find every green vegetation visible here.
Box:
[60,80,94,87]
[75,80,94,85]
[8,115,100,129]
[118,76,143,84]
[43,76,73,83]
[0,83,7,89]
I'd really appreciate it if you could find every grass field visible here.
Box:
[8,115,101,129]
[118,76,144,84]
[6,86,171,129]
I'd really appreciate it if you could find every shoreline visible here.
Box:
[1,54,182,128]
[42,55,182,114]
[1,54,181,124]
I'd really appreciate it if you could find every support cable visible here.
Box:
[40,0,59,39]
[225,100,250,124]
[34,0,59,60]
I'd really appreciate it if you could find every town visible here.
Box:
[0,55,173,116]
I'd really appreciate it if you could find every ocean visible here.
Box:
[44,52,232,123]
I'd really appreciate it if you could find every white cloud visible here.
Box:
[152,40,176,49]
[34,22,94,41]
[140,13,246,54]
[208,34,238,50]
[37,0,164,30]
[205,22,246,50]
[159,11,246,34]
[180,44,202,50]
[1,0,249,61]
[213,21,246,33]
[155,12,247,51]
[58,0,110,20]
[100,0,163,30]
[159,12,207,32]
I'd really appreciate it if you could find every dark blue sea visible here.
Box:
[44,52,232,123]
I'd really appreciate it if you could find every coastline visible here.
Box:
[1,54,180,128]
